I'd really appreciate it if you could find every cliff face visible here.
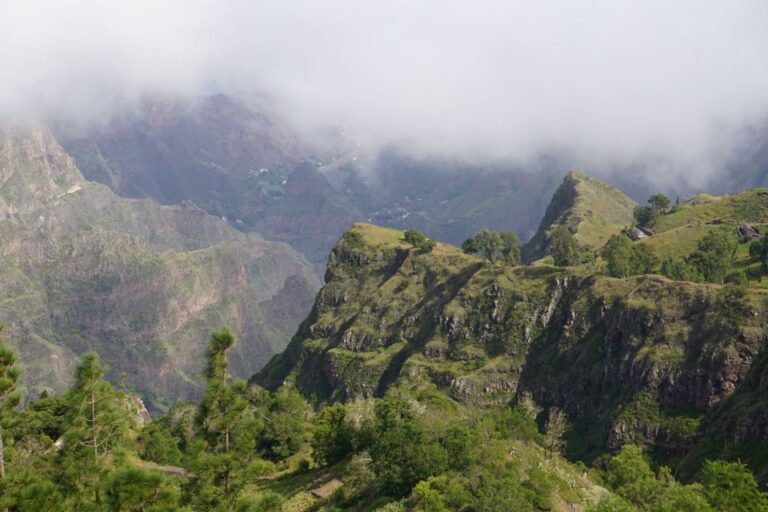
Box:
[0,127,320,412]
[255,223,768,478]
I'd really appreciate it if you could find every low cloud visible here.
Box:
[3,1,768,183]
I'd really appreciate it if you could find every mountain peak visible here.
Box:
[564,168,587,180]
[521,171,636,262]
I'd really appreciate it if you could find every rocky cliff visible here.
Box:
[0,127,320,412]
[255,222,768,480]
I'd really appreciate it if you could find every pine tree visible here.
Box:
[193,328,270,510]
[56,353,132,510]
[103,467,182,512]
[0,328,20,481]
[66,353,128,461]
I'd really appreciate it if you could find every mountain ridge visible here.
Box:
[0,126,321,412]
[522,170,637,262]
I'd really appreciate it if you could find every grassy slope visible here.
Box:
[640,188,768,285]
[522,171,636,262]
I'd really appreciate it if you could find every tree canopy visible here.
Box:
[462,229,520,265]
[601,234,657,278]
[547,225,580,267]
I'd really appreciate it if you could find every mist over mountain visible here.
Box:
[4,1,768,188]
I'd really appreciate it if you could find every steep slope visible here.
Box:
[55,95,361,262]
[521,170,636,262]
[256,222,768,480]
[0,127,320,411]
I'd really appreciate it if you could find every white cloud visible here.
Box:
[2,0,768,182]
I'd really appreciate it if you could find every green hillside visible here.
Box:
[522,171,636,262]
[256,219,768,486]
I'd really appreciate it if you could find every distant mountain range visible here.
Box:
[4,93,768,413]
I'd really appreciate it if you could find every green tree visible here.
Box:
[700,460,768,511]
[260,388,307,460]
[688,230,737,283]
[660,257,702,282]
[141,422,182,465]
[499,231,521,265]
[548,225,580,267]
[461,237,481,255]
[311,403,352,466]
[103,467,181,512]
[635,193,670,227]
[749,233,768,272]
[649,193,671,212]
[603,444,661,508]
[464,229,520,265]
[403,228,427,246]
[14,481,64,512]
[194,329,264,510]
[471,461,536,512]
[655,483,713,512]
[0,329,20,480]
[65,353,129,462]
[633,243,658,274]
[58,353,132,510]
[441,424,476,471]
[634,205,656,226]
[543,407,569,459]
[602,235,657,278]
[370,395,448,496]
[587,495,635,512]
[475,229,503,264]
[602,235,637,278]
[197,329,245,452]
[403,229,435,253]
[725,269,749,287]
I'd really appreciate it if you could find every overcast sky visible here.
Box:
[2,1,768,182]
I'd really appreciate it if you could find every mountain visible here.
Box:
[3,165,767,510]
[0,127,320,412]
[54,95,581,262]
[256,210,768,482]
[55,95,362,262]
[521,170,637,262]
[328,149,566,245]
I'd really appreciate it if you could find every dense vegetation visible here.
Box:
[2,325,765,511]
[461,229,521,265]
